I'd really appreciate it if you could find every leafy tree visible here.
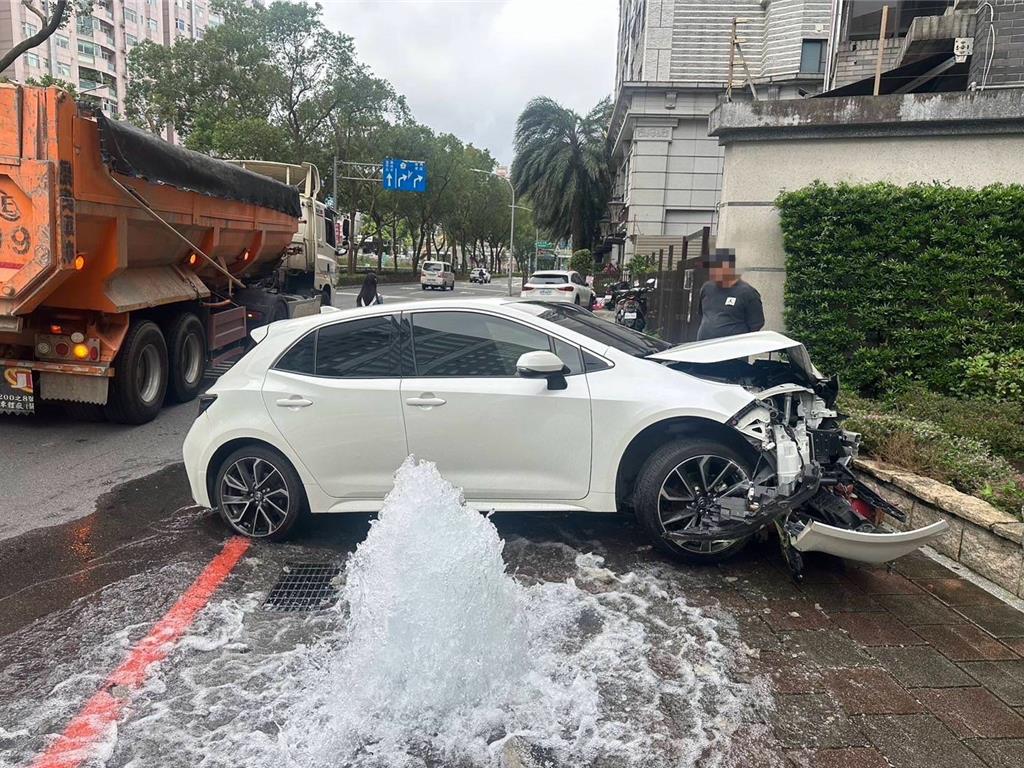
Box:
[0,0,84,72]
[627,253,656,280]
[511,96,612,251]
[569,249,593,277]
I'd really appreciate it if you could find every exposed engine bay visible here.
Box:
[648,333,948,578]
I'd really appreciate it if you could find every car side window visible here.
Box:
[411,311,550,377]
[583,350,612,372]
[315,315,399,378]
[275,331,316,374]
[553,338,584,375]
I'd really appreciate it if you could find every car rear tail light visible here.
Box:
[522,285,534,291]
[557,285,574,292]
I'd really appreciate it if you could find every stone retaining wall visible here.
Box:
[856,458,1024,597]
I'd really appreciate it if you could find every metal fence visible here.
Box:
[625,227,714,344]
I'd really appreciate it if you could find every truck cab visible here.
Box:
[227,161,339,306]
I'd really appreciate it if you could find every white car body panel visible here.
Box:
[792,520,950,563]
[261,369,408,498]
[648,330,823,380]
[401,373,592,500]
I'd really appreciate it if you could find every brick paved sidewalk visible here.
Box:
[717,549,1024,768]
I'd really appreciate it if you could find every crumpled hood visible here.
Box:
[646,331,822,381]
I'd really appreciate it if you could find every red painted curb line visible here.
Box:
[30,536,251,768]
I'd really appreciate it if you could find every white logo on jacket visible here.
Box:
[725,297,737,306]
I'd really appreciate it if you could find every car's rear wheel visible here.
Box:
[213,446,306,540]
[633,439,753,564]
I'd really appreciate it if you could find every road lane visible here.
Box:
[0,280,505,541]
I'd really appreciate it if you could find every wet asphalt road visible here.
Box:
[0,279,510,542]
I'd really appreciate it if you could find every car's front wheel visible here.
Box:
[633,439,753,564]
[213,445,306,540]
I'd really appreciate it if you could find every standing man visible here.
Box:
[696,248,764,341]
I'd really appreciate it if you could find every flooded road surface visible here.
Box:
[2,463,1023,768]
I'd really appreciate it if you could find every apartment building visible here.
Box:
[607,0,832,263]
[0,0,221,118]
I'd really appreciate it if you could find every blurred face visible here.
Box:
[709,260,736,285]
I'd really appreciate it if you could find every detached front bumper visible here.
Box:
[792,520,950,563]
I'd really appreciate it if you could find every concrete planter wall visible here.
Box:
[856,459,1024,597]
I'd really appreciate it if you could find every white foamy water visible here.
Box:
[1,458,768,768]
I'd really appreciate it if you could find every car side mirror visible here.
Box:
[516,350,569,390]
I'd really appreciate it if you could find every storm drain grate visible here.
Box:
[263,563,342,613]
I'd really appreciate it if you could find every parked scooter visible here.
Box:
[615,278,656,331]
[602,280,630,311]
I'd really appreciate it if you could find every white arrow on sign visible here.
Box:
[414,175,424,188]
[386,173,393,185]
[398,172,411,186]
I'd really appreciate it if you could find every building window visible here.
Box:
[147,18,158,31]
[124,8,137,23]
[126,33,138,46]
[800,39,826,74]
[21,22,38,38]
[76,16,93,36]
[176,18,186,31]
[56,34,69,49]
[77,40,99,57]
[57,63,72,78]
[26,53,40,68]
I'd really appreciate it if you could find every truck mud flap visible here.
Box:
[791,520,949,564]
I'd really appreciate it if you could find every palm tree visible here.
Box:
[512,96,612,252]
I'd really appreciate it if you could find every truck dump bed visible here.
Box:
[0,85,300,328]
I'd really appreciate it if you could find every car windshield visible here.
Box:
[510,301,671,356]
[423,263,443,272]
[529,273,568,284]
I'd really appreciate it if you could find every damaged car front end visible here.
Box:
[648,332,948,577]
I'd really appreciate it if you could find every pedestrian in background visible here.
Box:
[696,248,764,341]
[355,272,382,307]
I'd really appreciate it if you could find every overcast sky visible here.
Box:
[320,0,618,165]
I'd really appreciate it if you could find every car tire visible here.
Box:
[165,312,207,404]
[422,285,427,291]
[633,438,754,565]
[213,445,307,540]
[104,319,168,425]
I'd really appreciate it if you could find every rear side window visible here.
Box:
[553,338,584,375]
[530,273,568,284]
[275,331,315,374]
[316,316,399,378]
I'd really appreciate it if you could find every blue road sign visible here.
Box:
[382,158,428,193]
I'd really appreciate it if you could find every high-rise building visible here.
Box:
[0,0,222,119]
[607,0,832,264]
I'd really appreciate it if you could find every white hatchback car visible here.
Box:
[521,270,594,308]
[183,298,946,571]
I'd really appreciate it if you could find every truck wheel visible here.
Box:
[166,312,206,404]
[213,445,306,540]
[321,285,332,307]
[104,320,168,425]
[633,439,753,565]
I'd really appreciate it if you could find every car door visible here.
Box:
[400,309,592,501]
[261,314,408,499]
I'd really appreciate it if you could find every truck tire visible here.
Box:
[633,439,753,565]
[166,312,206,404]
[104,320,168,425]
[321,285,332,307]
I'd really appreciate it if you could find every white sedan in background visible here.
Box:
[182,297,946,572]
[521,270,594,308]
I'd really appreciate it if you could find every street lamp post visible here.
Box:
[471,168,516,296]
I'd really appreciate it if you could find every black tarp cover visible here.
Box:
[95,113,302,219]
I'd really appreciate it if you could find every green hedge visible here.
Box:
[776,182,1024,395]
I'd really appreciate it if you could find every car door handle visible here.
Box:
[405,396,446,407]
[276,397,313,408]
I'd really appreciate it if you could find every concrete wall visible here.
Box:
[711,91,1024,331]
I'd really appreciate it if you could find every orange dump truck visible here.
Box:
[0,85,324,424]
